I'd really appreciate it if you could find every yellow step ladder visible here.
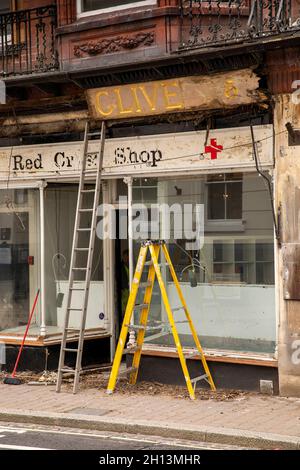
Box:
[107,240,216,400]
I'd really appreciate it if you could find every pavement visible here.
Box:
[0,380,300,449]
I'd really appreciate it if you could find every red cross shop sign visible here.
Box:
[204,138,223,160]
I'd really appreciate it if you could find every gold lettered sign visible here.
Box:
[86,68,265,120]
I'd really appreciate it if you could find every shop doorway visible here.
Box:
[0,188,39,336]
[0,205,31,332]
[115,209,129,338]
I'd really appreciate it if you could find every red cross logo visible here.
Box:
[204,138,223,160]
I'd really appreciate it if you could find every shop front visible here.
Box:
[0,122,278,388]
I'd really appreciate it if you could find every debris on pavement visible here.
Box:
[1,368,249,401]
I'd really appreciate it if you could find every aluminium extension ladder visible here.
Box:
[107,240,216,400]
[56,121,105,394]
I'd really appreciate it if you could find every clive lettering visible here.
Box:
[114,147,162,167]
[95,80,183,118]
[13,154,43,171]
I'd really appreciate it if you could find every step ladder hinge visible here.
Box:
[133,303,149,310]
[118,367,137,377]
[190,374,208,385]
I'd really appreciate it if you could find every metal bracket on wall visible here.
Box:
[286,122,300,146]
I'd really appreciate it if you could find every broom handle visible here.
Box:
[12,289,40,378]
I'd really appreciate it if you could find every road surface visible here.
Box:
[0,422,244,450]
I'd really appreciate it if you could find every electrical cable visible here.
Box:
[250,124,280,241]
[0,127,287,175]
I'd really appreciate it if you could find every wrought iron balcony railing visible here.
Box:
[0,5,58,77]
[179,0,300,50]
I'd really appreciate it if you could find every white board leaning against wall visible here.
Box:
[0,125,274,180]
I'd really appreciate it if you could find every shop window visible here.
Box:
[44,185,104,331]
[0,188,40,334]
[132,178,158,204]
[131,174,276,354]
[78,0,156,16]
[0,1,10,14]
[206,173,243,220]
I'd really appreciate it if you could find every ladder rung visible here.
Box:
[125,324,162,331]
[125,324,145,330]
[70,287,85,291]
[190,374,208,384]
[88,132,101,137]
[75,248,89,252]
[134,303,149,310]
[63,348,79,353]
[139,281,152,288]
[81,189,95,193]
[144,261,165,267]
[147,325,164,331]
[79,209,93,213]
[119,366,137,376]
[174,320,189,324]
[77,228,91,232]
[172,306,184,312]
[60,368,76,374]
[67,308,83,311]
[73,267,87,271]
[123,346,141,355]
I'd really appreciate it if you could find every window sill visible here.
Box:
[129,343,278,368]
[77,1,157,19]
[56,5,179,35]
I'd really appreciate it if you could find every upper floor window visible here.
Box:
[206,173,243,221]
[0,1,12,45]
[78,0,156,16]
[0,0,10,14]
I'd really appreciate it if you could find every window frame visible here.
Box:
[77,0,157,18]
[205,174,243,222]
[0,0,12,46]
[204,174,245,233]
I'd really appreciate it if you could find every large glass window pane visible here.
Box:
[131,174,276,354]
[207,175,243,220]
[0,188,40,333]
[44,185,104,333]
